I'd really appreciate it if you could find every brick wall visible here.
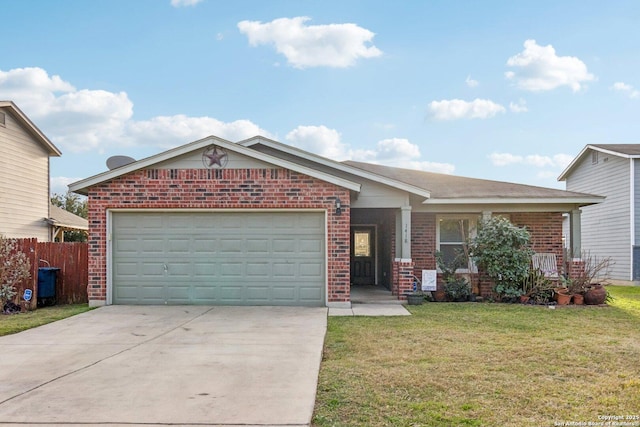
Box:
[87,168,351,305]
[392,259,415,298]
[511,212,564,274]
[407,211,565,298]
[411,213,436,272]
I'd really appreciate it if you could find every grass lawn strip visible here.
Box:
[0,304,94,336]
[313,286,640,427]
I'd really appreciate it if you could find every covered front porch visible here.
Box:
[349,206,587,301]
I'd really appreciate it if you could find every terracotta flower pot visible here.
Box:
[520,295,530,304]
[572,294,584,305]
[556,292,571,305]
[584,284,607,305]
[432,290,447,302]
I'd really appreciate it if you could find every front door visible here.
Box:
[351,226,376,285]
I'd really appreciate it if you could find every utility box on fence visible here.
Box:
[37,267,60,307]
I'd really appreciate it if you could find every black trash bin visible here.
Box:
[37,267,60,307]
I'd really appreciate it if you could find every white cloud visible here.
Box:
[361,138,455,173]
[285,127,454,174]
[612,81,640,99]
[552,153,574,169]
[525,154,554,167]
[0,67,269,152]
[465,75,479,87]
[128,115,272,149]
[0,67,76,116]
[505,39,595,92]
[374,138,420,160]
[428,98,506,120]
[509,98,528,113]
[171,0,203,7]
[286,125,347,159]
[237,16,382,68]
[489,153,523,166]
[490,152,574,170]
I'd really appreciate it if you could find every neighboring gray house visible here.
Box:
[559,144,640,283]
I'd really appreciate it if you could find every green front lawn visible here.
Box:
[313,286,640,427]
[0,304,94,336]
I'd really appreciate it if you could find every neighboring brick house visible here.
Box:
[69,135,603,307]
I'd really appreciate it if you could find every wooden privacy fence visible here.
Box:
[13,239,88,308]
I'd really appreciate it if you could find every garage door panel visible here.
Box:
[271,287,296,301]
[112,211,325,306]
[299,214,324,229]
[246,262,270,277]
[246,286,270,301]
[138,262,164,276]
[115,238,141,254]
[299,238,323,254]
[219,239,243,254]
[192,285,218,302]
[167,262,192,277]
[299,262,323,278]
[166,283,191,302]
[272,262,295,278]
[299,286,323,301]
[246,239,269,254]
[166,215,192,229]
[167,239,191,253]
[218,285,243,302]
[114,262,139,277]
[220,262,243,277]
[140,239,164,253]
[272,239,296,254]
[191,238,218,254]
[193,263,216,277]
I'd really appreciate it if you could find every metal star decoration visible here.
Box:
[202,145,228,168]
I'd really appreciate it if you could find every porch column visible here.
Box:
[400,205,411,259]
[570,209,582,258]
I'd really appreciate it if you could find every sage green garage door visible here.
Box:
[112,211,325,306]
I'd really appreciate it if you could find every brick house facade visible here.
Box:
[70,135,603,307]
[85,168,351,305]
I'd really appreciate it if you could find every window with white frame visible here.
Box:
[436,215,478,272]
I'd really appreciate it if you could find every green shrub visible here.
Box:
[468,217,534,301]
[443,277,471,301]
[0,235,31,307]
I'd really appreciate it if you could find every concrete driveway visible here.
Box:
[0,305,327,426]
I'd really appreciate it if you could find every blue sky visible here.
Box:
[2,0,639,194]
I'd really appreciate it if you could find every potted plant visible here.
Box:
[436,250,471,302]
[570,251,612,305]
[521,268,553,304]
[561,277,585,305]
[404,277,425,305]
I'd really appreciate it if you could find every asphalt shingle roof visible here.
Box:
[343,160,599,200]
[590,144,640,156]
